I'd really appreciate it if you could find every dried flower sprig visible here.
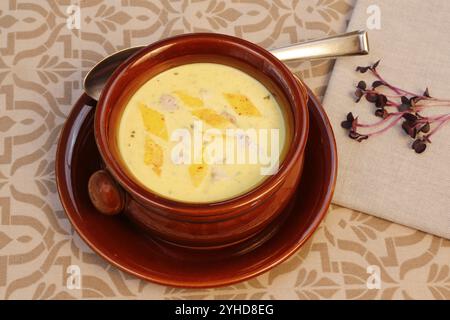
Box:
[341,60,450,153]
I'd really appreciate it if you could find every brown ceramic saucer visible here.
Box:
[55,88,337,288]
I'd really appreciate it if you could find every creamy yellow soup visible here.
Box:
[117,63,286,203]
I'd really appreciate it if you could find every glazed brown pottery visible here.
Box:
[90,34,310,248]
[55,88,337,288]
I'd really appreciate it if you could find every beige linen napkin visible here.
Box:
[323,0,450,239]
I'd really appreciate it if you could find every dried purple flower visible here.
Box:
[355,60,381,74]
[375,94,388,108]
[402,121,417,138]
[356,66,370,73]
[341,112,355,129]
[402,113,418,122]
[375,108,387,118]
[341,60,450,153]
[366,93,378,103]
[401,96,411,105]
[372,60,380,69]
[357,81,367,90]
[355,89,364,102]
[372,81,384,89]
[419,122,430,133]
[412,139,427,154]
[349,131,369,142]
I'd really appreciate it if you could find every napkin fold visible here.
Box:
[323,0,450,239]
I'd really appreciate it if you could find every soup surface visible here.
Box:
[117,63,286,203]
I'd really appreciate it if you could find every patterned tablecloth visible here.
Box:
[0,0,449,300]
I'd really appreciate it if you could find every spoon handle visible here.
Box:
[270,30,369,62]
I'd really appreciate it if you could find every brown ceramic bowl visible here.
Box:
[90,33,309,249]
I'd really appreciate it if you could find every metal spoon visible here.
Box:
[84,30,369,101]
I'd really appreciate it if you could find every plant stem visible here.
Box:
[416,102,450,108]
[358,114,405,136]
[371,69,409,95]
[355,112,404,128]
[425,115,450,140]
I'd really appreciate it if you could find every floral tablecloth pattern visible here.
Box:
[0,0,449,299]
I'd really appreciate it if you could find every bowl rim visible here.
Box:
[94,33,309,216]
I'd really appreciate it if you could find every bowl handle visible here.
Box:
[88,169,126,215]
